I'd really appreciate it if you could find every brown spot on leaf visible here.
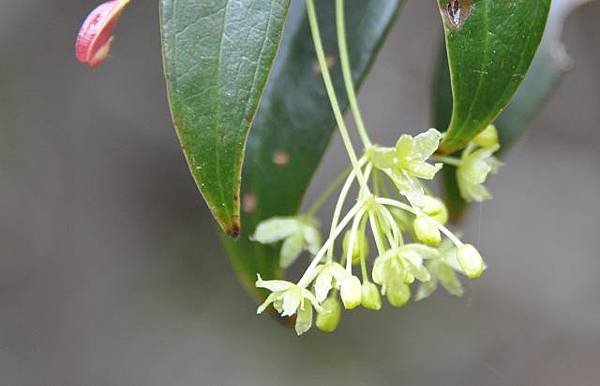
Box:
[444,0,472,29]
[242,191,257,214]
[272,150,290,166]
[312,53,337,74]
[226,222,240,239]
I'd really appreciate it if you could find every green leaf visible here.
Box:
[160,0,291,236]
[221,0,403,296]
[434,0,589,222]
[437,0,550,154]
[495,0,595,150]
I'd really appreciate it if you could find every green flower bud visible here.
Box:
[457,244,485,279]
[386,279,411,307]
[473,125,499,148]
[421,196,448,225]
[342,230,369,265]
[361,282,382,310]
[340,276,362,309]
[414,215,441,246]
[294,300,313,336]
[316,296,342,333]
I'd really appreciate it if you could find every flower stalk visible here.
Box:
[251,0,501,335]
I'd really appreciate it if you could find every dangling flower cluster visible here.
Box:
[248,0,503,335]
[251,126,499,335]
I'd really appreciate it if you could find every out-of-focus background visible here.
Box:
[1,1,599,385]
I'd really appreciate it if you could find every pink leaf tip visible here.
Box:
[75,0,131,68]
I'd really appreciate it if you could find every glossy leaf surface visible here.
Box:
[160,0,291,236]
[437,0,550,153]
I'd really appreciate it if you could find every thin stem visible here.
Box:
[298,199,366,288]
[432,155,461,166]
[375,197,464,247]
[346,207,366,273]
[359,216,369,280]
[306,0,369,192]
[306,166,352,216]
[335,0,371,147]
[360,252,369,281]
[368,211,386,257]
[378,204,402,246]
[326,157,366,262]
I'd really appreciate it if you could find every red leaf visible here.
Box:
[75,0,130,68]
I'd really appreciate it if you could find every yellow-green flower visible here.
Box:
[256,275,320,335]
[372,129,443,197]
[457,145,502,202]
[372,244,440,298]
[251,216,321,268]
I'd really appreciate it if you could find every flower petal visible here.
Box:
[314,269,334,302]
[279,232,305,268]
[281,287,302,316]
[371,147,397,169]
[412,129,442,161]
[437,263,464,296]
[255,274,294,292]
[251,217,303,244]
[295,300,313,335]
[303,226,322,255]
[415,276,438,301]
[406,161,442,180]
[399,243,441,260]
[395,135,414,159]
[257,292,279,314]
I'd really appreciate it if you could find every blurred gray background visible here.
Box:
[1,1,599,385]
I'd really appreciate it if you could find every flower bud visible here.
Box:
[386,280,411,307]
[473,125,499,148]
[361,282,382,310]
[75,0,131,68]
[414,215,441,246]
[316,296,342,333]
[340,276,362,309]
[457,244,485,279]
[421,196,448,224]
[343,230,369,265]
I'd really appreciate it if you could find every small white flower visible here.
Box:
[313,262,347,302]
[457,145,502,202]
[371,129,443,198]
[251,216,321,268]
[255,275,321,335]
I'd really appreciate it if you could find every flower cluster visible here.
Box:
[251,127,500,335]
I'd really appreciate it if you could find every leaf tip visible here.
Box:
[225,221,241,239]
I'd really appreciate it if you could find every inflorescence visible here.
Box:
[250,0,502,335]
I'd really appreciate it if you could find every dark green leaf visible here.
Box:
[160,0,291,236]
[434,0,587,222]
[437,0,550,154]
[221,0,403,294]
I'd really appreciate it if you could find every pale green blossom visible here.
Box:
[416,240,486,301]
[457,145,502,202]
[371,129,443,197]
[372,244,440,300]
[312,262,347,302]
[255,275,320,335]
[251,216,321,268]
